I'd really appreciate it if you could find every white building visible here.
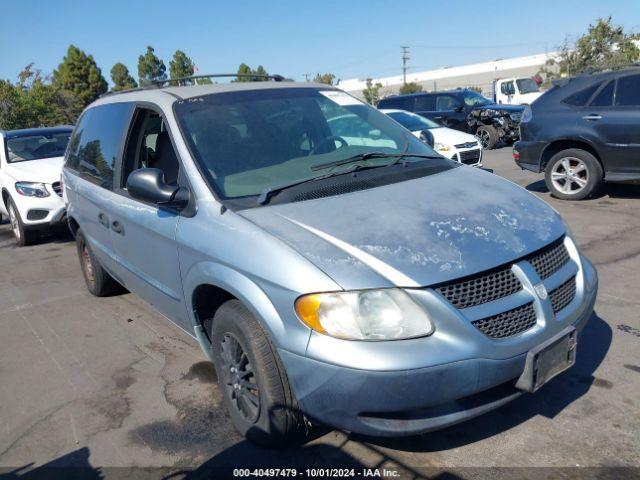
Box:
[337,52,559,98]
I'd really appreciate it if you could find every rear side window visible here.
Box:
[615,74,640,106]
[414,95,436,111]
[563,82,601,106]
[378,96,412,110]
[589,80,614,107]
[65,103,133,189]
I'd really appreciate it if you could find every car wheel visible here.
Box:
[76,229,120,296]
[209,299,304,447]
[475,125,499,150]
[6,197,38,247]
[544,149,603,200]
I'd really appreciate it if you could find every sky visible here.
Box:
[1,0,639,85]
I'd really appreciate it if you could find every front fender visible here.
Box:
[182,260,313,358]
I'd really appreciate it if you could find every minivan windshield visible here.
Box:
[516,78,540,94]
[174,88,440,199]
[462,91,493,107]
[6,132,71,163]
[386,111,440,131]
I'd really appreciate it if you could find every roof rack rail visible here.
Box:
[100,73,289,98]
[153,73,287,86]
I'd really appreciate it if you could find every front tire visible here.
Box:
[76,229,120,296]
[544,148,603,200]
[6,197,38,246]
[475,125,499,150]
[209,300,303,447]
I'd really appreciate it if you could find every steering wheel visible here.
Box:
[309,135,348,156]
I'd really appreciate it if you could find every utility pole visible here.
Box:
[401,46,410,84]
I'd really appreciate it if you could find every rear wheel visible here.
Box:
[76,229,120,296]
[6,197,38,246]
[475,125,499,150]
[209,299,304,446]
[544,148,603,200]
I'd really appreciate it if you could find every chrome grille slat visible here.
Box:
[471,302,537,339]
[549,276,577,313]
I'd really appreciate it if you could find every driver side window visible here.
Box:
[121,108,181,189]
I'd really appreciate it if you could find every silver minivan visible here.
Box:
[63,77,598,446]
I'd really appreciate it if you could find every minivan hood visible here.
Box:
[4,156,64,184]
[240,166,565,290]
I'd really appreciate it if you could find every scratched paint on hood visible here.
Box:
[240,166,564,290]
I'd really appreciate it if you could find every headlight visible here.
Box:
[15,182,50,198]
[434,142,451,152]
[295,288,434,340]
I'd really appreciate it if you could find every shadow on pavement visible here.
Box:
[355,312,611,453]
[526,179,640,199]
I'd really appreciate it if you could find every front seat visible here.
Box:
[152,131,180,185]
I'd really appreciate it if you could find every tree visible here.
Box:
[233,63,270,82]
[540,17,640,83]
[0,64,74,130]
[52,45,108,115]
[110,63,137,91]
[169,50,195,81]
[362,78,383,105]
[313,73,335,85]
[138,46,167,86]
[399,82,422,94]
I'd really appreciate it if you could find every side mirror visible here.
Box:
[419,129,435,147]
[126,168,189,209]
[454,104,464,112]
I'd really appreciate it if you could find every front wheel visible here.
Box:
[475,125,499,150]
[6,197,38,246]
[544,149,603,200]
[209,300,304,446]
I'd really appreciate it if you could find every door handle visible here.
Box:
[582,114,602,121]
[111,220,124,235]
[98,213,109,228]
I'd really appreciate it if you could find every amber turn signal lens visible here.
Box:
[294,294,325,333]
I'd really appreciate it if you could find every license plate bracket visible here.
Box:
[516,326,577,392]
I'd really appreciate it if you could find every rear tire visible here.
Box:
[544,148,603,200]
[209,299,304,447]
[6,197,38,247]
[475,125,499,150]
[76,229,120,296]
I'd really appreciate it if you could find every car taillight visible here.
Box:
[513,149,520,161]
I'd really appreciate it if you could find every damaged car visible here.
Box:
[378,89,524,149]
[63,77,597,446]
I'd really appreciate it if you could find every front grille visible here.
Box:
[52,182,63,197]
[435,265,522,309]
[549,276,577,314]
[472,302,537,339]
[458,149,481,165]
[454,141,478,149]
[527,239,570,280]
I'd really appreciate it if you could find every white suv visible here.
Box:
[0,127,72,245]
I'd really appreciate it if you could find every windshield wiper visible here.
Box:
[257,153,440,206]
[310,152,440,172]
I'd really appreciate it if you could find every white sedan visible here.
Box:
[380,109,483,167]
[0,127,72,246]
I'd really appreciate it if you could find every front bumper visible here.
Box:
[13,191,66,228]
[281,253,598,437]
